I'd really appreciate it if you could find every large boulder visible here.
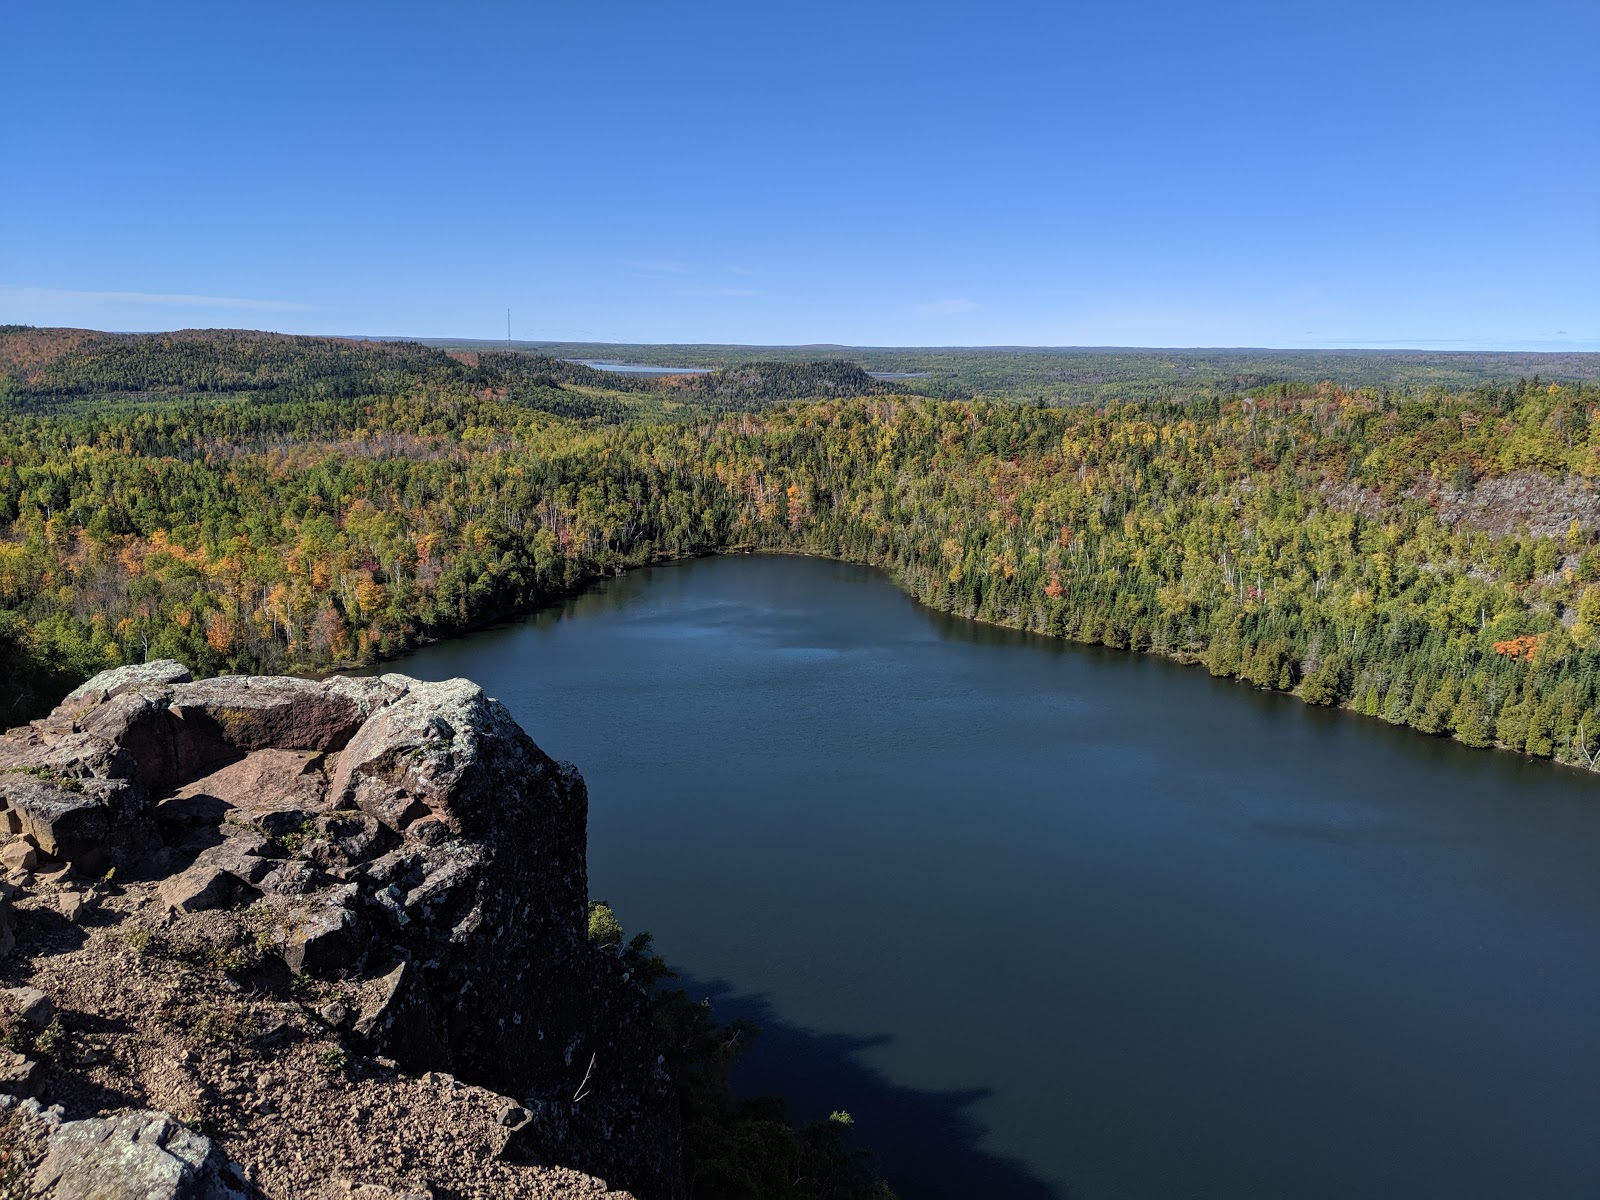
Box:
[0,777,118,865]
[164,675,384,762]
[31,1110,250,1199]
[57,661,193,711]
[324,680,680,1190]
[0,665,683,1199]
[328,677,552,837]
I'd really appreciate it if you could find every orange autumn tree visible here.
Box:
[1492,635,1541,663]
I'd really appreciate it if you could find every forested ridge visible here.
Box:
[6,327,1600,772]
[441,338,1600,405]
[0,327,903,415]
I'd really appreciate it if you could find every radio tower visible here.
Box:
[506,309,511,349]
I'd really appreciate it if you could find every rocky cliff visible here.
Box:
[0,662,683,1199]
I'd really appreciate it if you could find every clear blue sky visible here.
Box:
[4,0,1595,349]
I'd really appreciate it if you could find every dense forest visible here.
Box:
[0,328,903,416]
[437,338,1600,406]
[6,326,1600,774]
[462,355,907,405]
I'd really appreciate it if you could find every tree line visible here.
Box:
[4,327,1600,771]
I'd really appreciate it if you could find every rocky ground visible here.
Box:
[1324,469,1600,540]
[0,662,680,1199]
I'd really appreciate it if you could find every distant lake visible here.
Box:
[380,556,1600,1199]
[571,360,711,375]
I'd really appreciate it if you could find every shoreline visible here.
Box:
[317,546,1600,782]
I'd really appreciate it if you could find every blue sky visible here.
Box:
[3,0,1595,348]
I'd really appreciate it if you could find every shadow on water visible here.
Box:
[680,975,1066,1200]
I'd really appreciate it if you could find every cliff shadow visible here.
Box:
[678,975,1066,1200]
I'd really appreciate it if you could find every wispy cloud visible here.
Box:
[0,285,310,311]
[915,298,978,317]
[726,265,755,276]
[677,287,759,298]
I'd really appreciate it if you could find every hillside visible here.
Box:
[3,329,1600,772]
[428,338,1600,404]
[0,328,461,401]
[0,330,902,419]
[665,360,905,404]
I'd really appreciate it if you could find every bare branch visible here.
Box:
[572,1052,597,1104]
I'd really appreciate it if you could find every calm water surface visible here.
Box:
[382,555,1600,1199]
[571,360,711,375]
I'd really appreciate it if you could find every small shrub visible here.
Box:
[265,819,316,859]
[0,766,82,793]
[32,1018,66,1058]
[125,929,161,958]
[124,928,259,978]
[158,1001,245,1046]
[176,1109,214,1139]
[587,900,623,950]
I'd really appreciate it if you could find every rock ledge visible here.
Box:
[0,663,681,1199]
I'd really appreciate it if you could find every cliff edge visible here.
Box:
[0,662,683,1199]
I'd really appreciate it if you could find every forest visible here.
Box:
[6,326,1600,772]
[438,338,1600,406]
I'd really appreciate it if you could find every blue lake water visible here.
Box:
[380,555,1600,1199]
[571,360,711,375]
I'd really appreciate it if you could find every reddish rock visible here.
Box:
[0,780,111,865]
[352,961,448,1070]
[0,837,39,874]
[56,890,92,923]
[77,692,182,790]
[2,986,55,1029]
[283,905,357,976]
[0,663,682,1199]
[165,676,378,757]
[196,834,273,887]
[0,1052,39,1097]
[158,862,235,914]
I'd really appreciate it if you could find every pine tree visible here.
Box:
[1417,677,1460,735]
[1453,692,1492,747]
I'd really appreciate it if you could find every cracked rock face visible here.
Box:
[0,663,682,1200]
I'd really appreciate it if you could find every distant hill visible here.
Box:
[466,353,906,404]
[0,327,461,399]
[671,360,906,404]
[0,329,902,417]
[431,339,1600,404]
[462,351,672,393]
[10,328,1596,415]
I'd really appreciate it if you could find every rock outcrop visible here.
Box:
[0,663,683,1199]
[30,1107,251,1200]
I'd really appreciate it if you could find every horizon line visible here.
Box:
[9,324,1598,357]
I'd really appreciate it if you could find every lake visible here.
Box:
[571,360,712,375]
[379,555,1600,1199]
